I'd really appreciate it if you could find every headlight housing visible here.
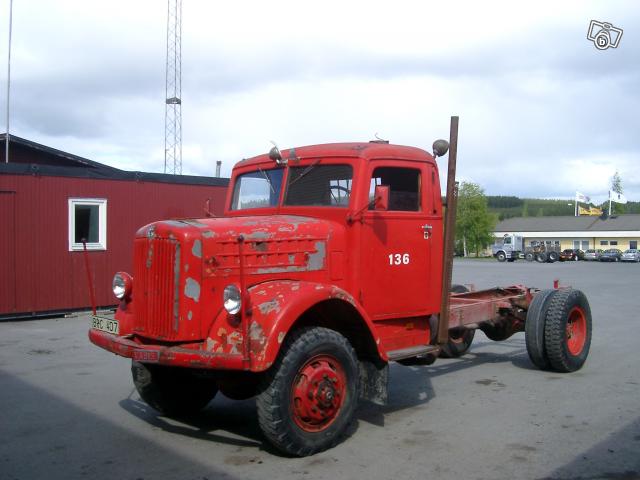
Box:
[223,284,242,315]
[112,272,133,300]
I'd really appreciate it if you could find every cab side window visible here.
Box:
[369,167,421,211]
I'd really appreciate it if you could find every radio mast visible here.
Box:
[164,0,182,174]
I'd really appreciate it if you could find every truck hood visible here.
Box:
[136,214,338,278]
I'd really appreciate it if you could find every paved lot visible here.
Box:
[1,259,639,480]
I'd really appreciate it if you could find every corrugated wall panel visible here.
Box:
[0,173,227,316]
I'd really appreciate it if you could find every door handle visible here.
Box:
[422,224,432,239]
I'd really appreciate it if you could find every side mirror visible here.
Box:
[374,185,389,211]
[432,139,449,157]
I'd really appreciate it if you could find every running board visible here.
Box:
[387,344,440,361]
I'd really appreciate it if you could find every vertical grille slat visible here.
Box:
[133,237,179,339]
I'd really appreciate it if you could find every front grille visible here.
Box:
[133,237,180,340]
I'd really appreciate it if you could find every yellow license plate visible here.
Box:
[91,316,119,335]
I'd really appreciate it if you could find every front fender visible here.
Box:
[245,280,385,371]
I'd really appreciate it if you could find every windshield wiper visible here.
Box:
[257,167,275,194]
[288,159,321,187]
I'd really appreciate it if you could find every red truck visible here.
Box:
[89,117,592,456]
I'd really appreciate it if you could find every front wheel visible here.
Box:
[131,362,217,416]
[496,252,507,262]
[256,327,359,456]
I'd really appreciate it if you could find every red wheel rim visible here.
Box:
[291,354,347,432]
[566,307,587,356]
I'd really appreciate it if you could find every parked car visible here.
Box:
[559,249,584,261]
[599,249,623,262]
[621,249,640,262]
[583,249,603,261]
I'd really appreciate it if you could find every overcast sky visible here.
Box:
[1,1,638,204]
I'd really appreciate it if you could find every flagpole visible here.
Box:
[5,0,13,164]
[609,191,612,216]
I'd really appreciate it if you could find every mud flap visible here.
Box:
[359,359,388,406]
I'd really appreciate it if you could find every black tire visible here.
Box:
[256,327,359,456]
[439,329,475,358]
[218,374,259,400]
[525,252,534,262]
[548,251,559,263]
[525,289,559,370]
[440,284,475,358]
[544,289,592,373]
[496,252,507,262]
[535,252,547,263]
[480,322,514,341]
[507,258,516,262]
[131,361,217,416]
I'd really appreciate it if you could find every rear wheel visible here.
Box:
[525,289,559,369]
[256,327,359,456]
[525,252,534,262]
[548,251,559,263]
[131,362,217,416]
[544,289,592,372]
[536,252,547,263]
[440,329,475,358]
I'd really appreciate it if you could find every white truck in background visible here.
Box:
[492,234,561,263]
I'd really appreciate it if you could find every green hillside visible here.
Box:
[487,196,640,221]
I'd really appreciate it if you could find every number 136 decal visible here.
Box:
[388,253,410,265]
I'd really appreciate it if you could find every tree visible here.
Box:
[455,182,496,257]
[611,171,625,214]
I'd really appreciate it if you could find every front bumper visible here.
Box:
[88,328,245,370]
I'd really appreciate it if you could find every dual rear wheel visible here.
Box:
[525,288,592,372]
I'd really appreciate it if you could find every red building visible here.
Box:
[0,134,228,319]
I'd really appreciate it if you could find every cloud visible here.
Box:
[1,0,638,202]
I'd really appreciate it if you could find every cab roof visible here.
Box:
[235,142,435,169]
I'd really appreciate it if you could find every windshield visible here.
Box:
[284,164,353,207]
[231,168,284,210]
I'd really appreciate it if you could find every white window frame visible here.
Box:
[68,198,107,251]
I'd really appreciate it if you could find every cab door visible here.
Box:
[359,162,438,319]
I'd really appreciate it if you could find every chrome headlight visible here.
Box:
[112,272,133,300]
[223,284,242,315]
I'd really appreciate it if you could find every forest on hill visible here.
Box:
[487,196,640,221]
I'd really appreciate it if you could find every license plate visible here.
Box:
[133,350,160,363]
[91,316,119,335]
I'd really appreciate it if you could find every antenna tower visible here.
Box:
[164,0,182,174]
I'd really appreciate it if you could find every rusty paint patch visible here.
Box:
[291,283,300,291]
[192,239,202,258]
[258,300,280,315]
[184,277,201,303]
[246,231,272,240]
[278,331,286,344]
[205,337,217,351]
[249,321,267,354]
[227,331,243,354]
[187,310,193,321]
[182,219,208,227]
[288,254,296,264]
[162,220,189,229]
[185,264,190,272]
[202,230,216,238]
[308,241,326,270]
